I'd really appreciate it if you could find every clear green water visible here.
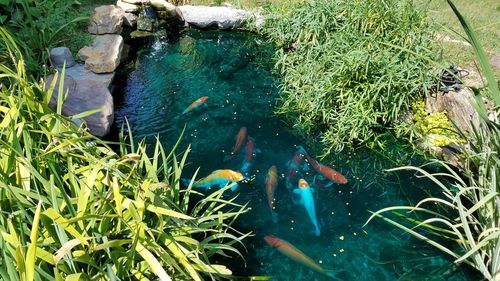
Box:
[114,30,476,280]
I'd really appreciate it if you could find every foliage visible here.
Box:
[366,1,500,280]
[259,0,440,154]
[0,0,95,75]
[395,100,465,148]
[0,27,249,280]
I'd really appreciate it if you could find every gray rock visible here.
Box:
[45,74,114,137]
[63,63,115,90]
[123,12,137,27]
[426,87,479,131]
[78,34,123,73]
[137,13,154,31]
[490,54,500,70]
[117,0,140,12]
[88,5,124,35]
[50,47,76,68]
[178,5,250,29]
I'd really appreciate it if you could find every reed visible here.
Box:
[366,1,500,280]
[0,27,249,280]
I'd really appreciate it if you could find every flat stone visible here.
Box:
[63,64,115,90]
[490,54,500,70]
[45,74,114,137]
[78,34,123,74]
[88,5,124,34]
[50,47,75,68]
[178,5,249,29]
[130,30,154,38]
[426,87,479,131]
[123,12,137,27]
[137,13,154,31]
[117,0,140,12]
[150,0,176,11]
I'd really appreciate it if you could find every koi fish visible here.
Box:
[177,96,208,117]
[305,154,347,184]
[232,127,247,154]
[264,235,339,279]
[293,179,320,236]
[265,165,279,223]
[285,146,307,190]
[183,169,244,191]
[240,137,260,174]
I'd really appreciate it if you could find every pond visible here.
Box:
[114,30,477,280]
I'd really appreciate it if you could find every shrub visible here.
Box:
[260,0,440,154]
[366,1,500,280]
[0,27,248,281]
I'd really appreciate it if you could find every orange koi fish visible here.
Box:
[305,154,347,184]
[264,235,338,279]
[265,165,279,223]
[232,127,247,154]
[179,96,208,116]
[184,169,244,191]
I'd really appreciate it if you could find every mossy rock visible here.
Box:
[130,30,154,39]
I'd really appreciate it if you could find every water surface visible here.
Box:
[114,30,476,281]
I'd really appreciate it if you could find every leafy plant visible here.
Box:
[0,27,249,280]
[0,0,89,75]
[366,1,500,280]
[259,0,440,155]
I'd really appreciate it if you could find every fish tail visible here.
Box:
[323,269,344,280]
[271,211,278,223]
[181,178,193,186]
[314,225,321,237]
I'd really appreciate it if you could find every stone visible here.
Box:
[178,5,250,29]
[88,5,124,35]
[426,88,479,132]
[50,47,76,68]
[45,74,114,137]
[63,64,115,90]
[130,30,154,39]
[137,13,154,31]
[123,12,137,27]
[78,34,123,73]
[116,0,140,12]
[150,0,176,12]
[490,53,500,70]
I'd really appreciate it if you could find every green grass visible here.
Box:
[0,27,250,280]
[416,0,500,78]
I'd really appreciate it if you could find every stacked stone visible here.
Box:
[47,5,125,137]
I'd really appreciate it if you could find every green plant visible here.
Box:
[366,1,500,280]
[0,27,249,280]
[259,0,440,155]
[1,0,89,75]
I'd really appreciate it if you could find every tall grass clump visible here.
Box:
[366,1,499,280]
[0,27,248,280]
[259,0,439,154]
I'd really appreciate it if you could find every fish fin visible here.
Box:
[223,154,235,162]
[181,178,193,186]
[292,188,301,194]
[230,182,239,191]
[271,211,278,223]
[323,269,344,280]
[297,145,307,155]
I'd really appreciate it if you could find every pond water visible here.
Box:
[114,30,477,280]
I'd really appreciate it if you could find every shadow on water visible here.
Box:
[113,29,479,280]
